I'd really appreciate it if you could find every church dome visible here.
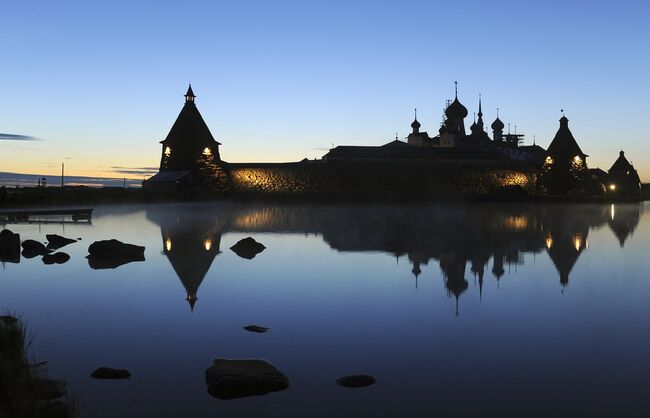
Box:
[411,118,421,130]
[491,117,504,131]
[445,98,468,119]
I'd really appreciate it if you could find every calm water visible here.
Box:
[1,202,650,417]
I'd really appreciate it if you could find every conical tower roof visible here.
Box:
[546,116,586,159]
[609,151,633,175]
[162,86,221,146]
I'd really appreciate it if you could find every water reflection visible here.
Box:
[145,203,642,312]
[146,206,226,310]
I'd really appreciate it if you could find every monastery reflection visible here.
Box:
[146,203,641,313]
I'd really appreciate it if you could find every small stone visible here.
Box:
[42,252,70,265]
[243,325,270,333]
[205,358,289,400]
[21,239,50,258]
[46,234,78,250]
[230,237,266,260]
[90,367,131,379]
[336,374,376,388]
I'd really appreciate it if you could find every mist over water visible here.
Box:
[1,202,649,417]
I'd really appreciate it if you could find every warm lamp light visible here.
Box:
[609,184,616,191]
[165,238,172,252]
[204,238,212,251]
[202,147,212,156]
[164,146,171,157]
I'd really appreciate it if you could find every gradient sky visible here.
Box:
[2,0,649,180]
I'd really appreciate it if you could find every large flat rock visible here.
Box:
[205,358,289,400]
[87,239,145,269]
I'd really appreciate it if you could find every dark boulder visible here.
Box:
[230,237,266,260]
[335,374,376,388]
[42,252,70,265]
[0,229,20,263]
[21,239,50,258]
[243,325,270,333]
[46,234,77,250]
[90,367,131,379]
[205,358,289,400]
[87,239,145,269]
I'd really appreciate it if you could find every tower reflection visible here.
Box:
[146,203,641,313]
[147,205,226,310]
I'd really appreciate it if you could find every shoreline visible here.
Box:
[0,185,648,210]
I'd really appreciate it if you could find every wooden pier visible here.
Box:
[0,208,93,224]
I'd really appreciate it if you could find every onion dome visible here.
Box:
[411,118,421,130]
[470,121,478,132]
[491,117,504,131]
[445,98,468,119]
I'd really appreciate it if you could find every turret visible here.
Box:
[491,108,505,142]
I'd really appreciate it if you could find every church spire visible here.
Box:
[185,84,196,104]
[410,108,421,133]
[477,95,484,131]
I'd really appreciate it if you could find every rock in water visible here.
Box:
[336,374,376,388]
[21,239,49,258]
[230,237,266,260]
[46,234,77,250]
[90,367,131,379]
[205,358,289,400]
[243,325,270,333]
[42,252,70,265]
[0,229,20,263]
[87,239,145,269]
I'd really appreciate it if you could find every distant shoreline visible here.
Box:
[0,171,143,189]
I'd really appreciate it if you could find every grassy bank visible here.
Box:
[0,315,74,418]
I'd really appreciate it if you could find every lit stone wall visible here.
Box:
[226,162,538,198]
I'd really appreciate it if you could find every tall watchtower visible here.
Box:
[159,85,221,172]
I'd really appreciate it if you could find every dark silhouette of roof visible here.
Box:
[491,117,504,131]
[323,141,507,161]
[609,151,633,175]
[411,117,421,130]
[146,171,191,183]
[161,86,221,147]
[185,84,195,100]
[546,116,586,159]
[445,97,468,118]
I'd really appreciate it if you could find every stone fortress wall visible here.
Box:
[224,161,537,198]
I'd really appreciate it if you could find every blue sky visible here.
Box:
[2,0,649,180]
